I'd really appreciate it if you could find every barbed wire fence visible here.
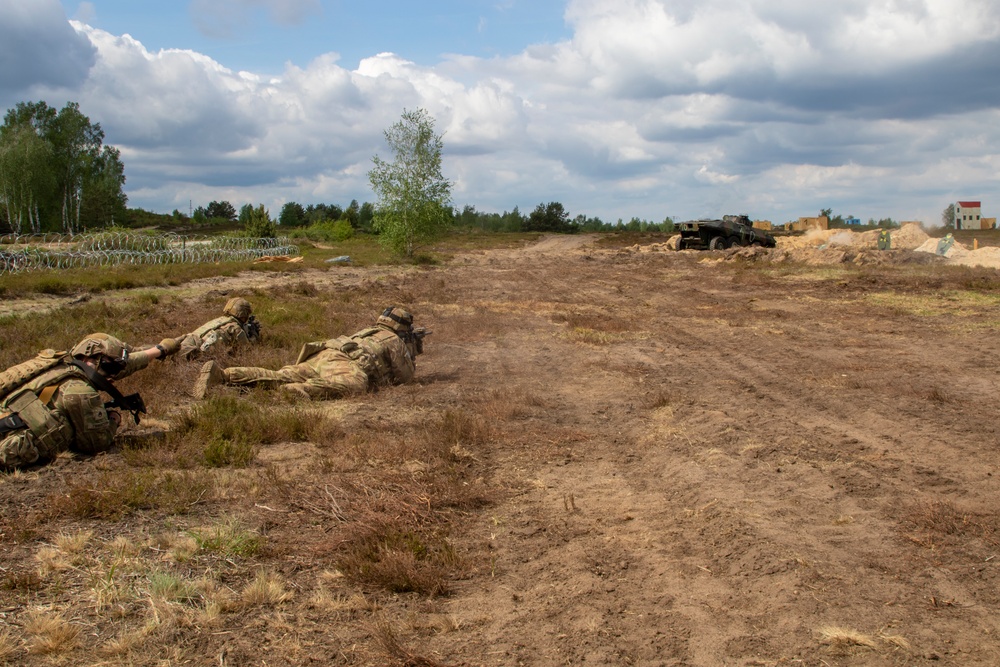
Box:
[0,232,299,276]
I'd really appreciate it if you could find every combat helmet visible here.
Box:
[223,297,252,323]
[376,306,413,334]
[71,333,130,377]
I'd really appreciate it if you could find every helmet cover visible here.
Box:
[71,333,129,377]
[376,306,413,334]
[223,297,252,322]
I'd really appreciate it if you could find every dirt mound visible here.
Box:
[630,235,680,253]
[777,223,928,251]
[891,222,933,249]
[729,245,943,266]
[914,237,971,261]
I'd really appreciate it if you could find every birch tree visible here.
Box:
[368,108,452,258]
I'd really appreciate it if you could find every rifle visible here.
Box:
[105,392,147,425]
[69,359,147,425]
[406,327,431,355]
[245,314,262,341]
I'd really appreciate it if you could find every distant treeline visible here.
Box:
[117,199,677,237]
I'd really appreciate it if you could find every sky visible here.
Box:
[1,0,999,225]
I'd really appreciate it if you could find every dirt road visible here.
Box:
[408,239,1000,665]
[4,235,1000,665]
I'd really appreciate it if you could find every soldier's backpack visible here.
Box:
[0,349,69,399]
[0,350,76,465]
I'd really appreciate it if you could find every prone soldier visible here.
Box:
[0,333,180,471]
[193,306,427,400]
[177,297,260,360]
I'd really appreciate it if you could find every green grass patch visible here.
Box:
[166,394,337,468]
[147,571,200,604]
[188,517,263,558]
[0,261,249,299]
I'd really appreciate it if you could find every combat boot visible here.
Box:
[192,361,226,399]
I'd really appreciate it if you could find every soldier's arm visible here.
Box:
[386,338,416,385]
[56,379,118,454]
[117,349,156,379]
[225,321,249,344]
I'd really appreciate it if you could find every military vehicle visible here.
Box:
[675,214,777,250]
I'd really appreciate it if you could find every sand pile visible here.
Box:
[955,247,1000,269]
[630,236,680,252]
[890,223,931,249]
[776,223,928,251]
[913,238,1000,269]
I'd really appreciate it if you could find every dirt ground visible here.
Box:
[4,233,1000,666]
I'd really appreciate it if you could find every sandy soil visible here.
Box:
[4,233,1000,665]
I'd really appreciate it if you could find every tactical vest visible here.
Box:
[295,327,390,385]
[0,352,80,453]
[192,315,239,339]
[348,327,393,385]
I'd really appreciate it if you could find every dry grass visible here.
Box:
[49,468,213,519]
[24,610,82,655]
[0,629,20,663]
[879,632,912,650]
[240,570,293,607]
[373,617,449,667]
[817,626,877,649]
[902,500,995,538]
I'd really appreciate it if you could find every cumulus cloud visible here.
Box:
[0,0,96,95]
[4,0,1000,225]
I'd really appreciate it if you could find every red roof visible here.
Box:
[958,201,981,208]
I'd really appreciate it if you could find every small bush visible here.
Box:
[335,528,458,596]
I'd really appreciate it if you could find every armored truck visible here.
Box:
[675,214,777,250]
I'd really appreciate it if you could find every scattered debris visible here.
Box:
[253,255,304,263]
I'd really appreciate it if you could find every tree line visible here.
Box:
[172,198,674,236]
[0,101,671,255]
[0,101,127,234]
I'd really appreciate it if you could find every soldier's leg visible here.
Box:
[223,362,320,388]
[310,360,369,398]
[280,383,342,400]
[278,361,368,401]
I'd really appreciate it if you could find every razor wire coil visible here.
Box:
[0,233,298,276]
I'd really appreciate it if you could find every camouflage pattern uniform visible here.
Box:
[178,298,256,360]
[201,307,418,400]
[0,335,159,470]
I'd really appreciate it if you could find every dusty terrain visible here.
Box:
[4,232,1000,666]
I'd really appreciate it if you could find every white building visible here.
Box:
[956,201,984,230]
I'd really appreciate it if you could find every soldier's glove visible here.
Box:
[156,337,181,358]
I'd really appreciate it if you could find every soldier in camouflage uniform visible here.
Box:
[178,297,259,360]
[0,333,180,471]
[193,306,421,400]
